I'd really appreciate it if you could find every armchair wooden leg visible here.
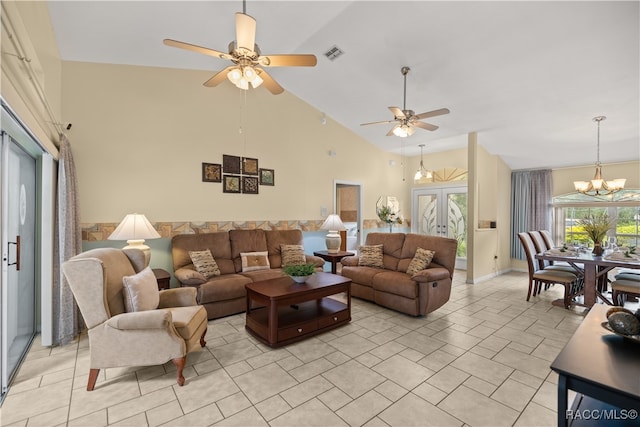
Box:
[87,368,100,391]
[173,356,186,386]
[200,328,207,347]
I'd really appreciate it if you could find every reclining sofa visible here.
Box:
[171,229,324,319]
[340,232,458,316]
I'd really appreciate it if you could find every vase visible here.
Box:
[389,224,393,233]
[592,242,604,256]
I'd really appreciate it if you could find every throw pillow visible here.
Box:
[122,266,159,312]
[189,249,221,279]
[241,251,271,272]
[358,244,384,268]
[281,244,306,267]
[406,247,436,277]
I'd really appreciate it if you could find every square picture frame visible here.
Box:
[202,162,221,182]
[259,168,275,186]
[242,176,259,194]
[223,154,241,174]
[223,175,241,193]
[242,157,259,175]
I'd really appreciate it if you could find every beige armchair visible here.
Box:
[62,248,208,390]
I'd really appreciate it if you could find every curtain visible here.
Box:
[511,169,552,259]
[52,135,84,345]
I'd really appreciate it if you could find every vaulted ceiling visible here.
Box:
[47,1,639,170]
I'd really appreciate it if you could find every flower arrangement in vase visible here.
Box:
[578,212,613,256]
[376,196,403,232]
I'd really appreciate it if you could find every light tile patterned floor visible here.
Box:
[2,271,609,426]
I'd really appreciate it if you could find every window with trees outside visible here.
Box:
[552,190,640,249]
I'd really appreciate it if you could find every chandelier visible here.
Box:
[414,144,433,182]
[573,116,625,196]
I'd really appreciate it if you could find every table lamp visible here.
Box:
[321,214,346,253]
[108,213,161,264]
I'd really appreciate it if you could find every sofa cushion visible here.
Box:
[241,251,271,272]
[122,267,159,312]
[364,233,405,270]
[265,230,304,268]
[172,232,235,275]
[230,229,268,272]
[341,265,383,287]
[281,244,306,267]
[401,233,457,277]
[372,271,418,299]
[174,267,206,285]
[198,274,252,303]
[359,244,384,268]
[189,249,221,279]
[406,248,436,277]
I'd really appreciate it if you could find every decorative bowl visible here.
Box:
[289,275,311,284]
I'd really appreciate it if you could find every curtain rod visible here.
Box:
[1,4,66,145]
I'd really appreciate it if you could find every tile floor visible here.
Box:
[0,271,620,426]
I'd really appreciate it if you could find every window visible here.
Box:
[553,190,640,248]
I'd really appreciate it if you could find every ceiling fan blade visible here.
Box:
[388,107,405,119]
[258,69,284,95]
[236,12,256,51]
[203,66,235,87]
[260,54,317,67]
[414,121,439,131]
[361,119,396,126]
[163,39,228,59]
[414,108,450,120]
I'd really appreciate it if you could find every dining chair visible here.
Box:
[611,279,640,306]
[518,232,583,308]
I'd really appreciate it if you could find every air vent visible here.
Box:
[324,45,344,61]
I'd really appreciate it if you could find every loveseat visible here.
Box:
[171,229,324,319]
[340,232,458,316]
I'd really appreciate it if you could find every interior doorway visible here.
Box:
[334,181,362,252]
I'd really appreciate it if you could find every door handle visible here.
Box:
[8,235,20,270]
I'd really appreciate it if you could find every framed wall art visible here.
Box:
[223,175,241,193]
[242,157,259,175]
[202,162,221,182]
[242,176,259,194]
[223,154,241,174]
[259,168,275,186]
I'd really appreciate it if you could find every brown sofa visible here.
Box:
[340,232,458,316]
[171,229,324,319]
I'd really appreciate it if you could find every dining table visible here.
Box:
[535,249,640,307]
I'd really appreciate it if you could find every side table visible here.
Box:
[152,268,171,290]
[313,250,355,274]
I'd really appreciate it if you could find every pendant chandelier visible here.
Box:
[573,116,625,196]
[414,144,433,183]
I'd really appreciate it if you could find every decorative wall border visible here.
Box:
[81,219,409,241]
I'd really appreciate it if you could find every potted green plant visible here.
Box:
[283,263,316,283]
[578,212,613,256]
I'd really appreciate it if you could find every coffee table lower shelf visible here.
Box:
[246,298,349,347]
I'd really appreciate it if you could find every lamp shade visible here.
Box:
[321,214,346,231]
[108,214,161,241]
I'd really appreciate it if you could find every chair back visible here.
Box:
[528,231,551,270]
[540,230,555,249]
[62,248,147,328]
[518,232,538,280]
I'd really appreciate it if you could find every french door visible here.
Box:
[1,113,38,399]
[411,185,467,269]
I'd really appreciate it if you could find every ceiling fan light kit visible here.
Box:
[163,1,317,95]
[361,66,450,137]
[573,116,626,196]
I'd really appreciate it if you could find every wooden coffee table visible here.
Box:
[245,272,351,347]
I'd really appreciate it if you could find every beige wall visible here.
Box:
[61,61,407,224]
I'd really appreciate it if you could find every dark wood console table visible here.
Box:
[550,304,640,426]
[313,250,354,274]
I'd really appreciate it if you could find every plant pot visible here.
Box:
[289,275,311,284]
[592,242,604,256]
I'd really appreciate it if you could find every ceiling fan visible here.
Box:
[163,1,317,95]
[361,67,450,137]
